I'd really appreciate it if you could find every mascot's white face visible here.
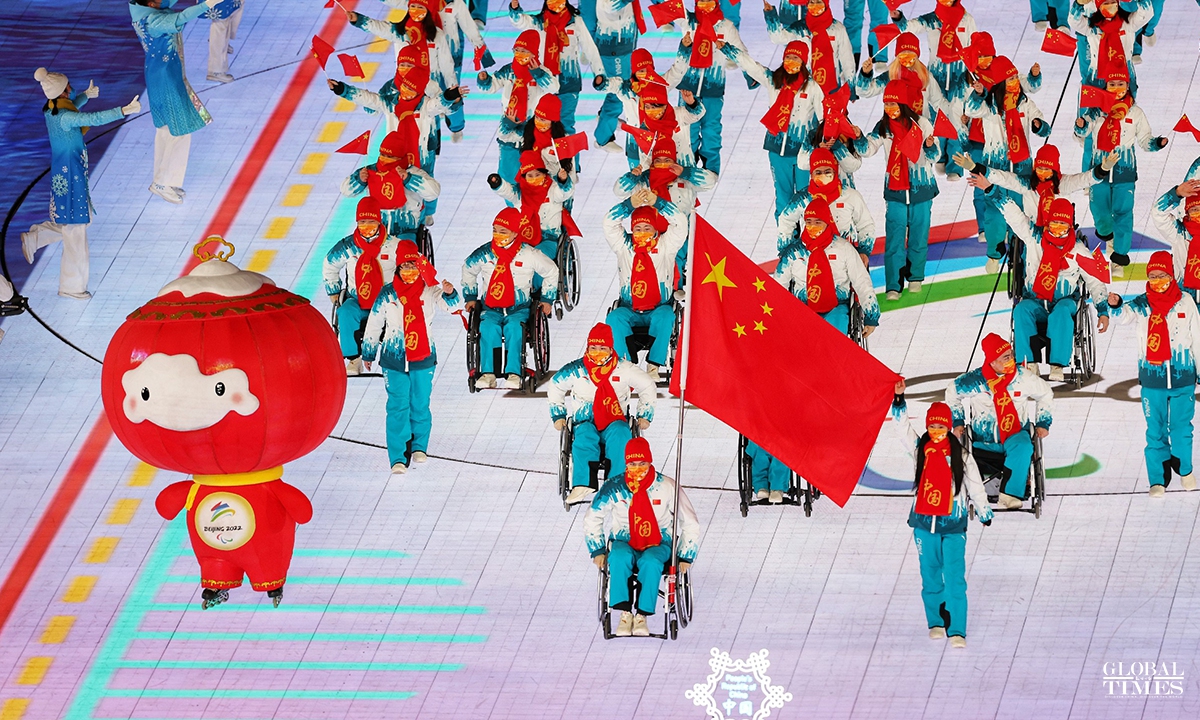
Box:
[121,353,260,432]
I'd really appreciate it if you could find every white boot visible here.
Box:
[985,258,1000,274]
[1034,21,1048,30]
[149,183,183,204]
[565,486,592,505]
[908,281,922,294]
[768,490,784,504]
[615,611,634,636]
[977,230,987,245]
[645,364,661,382]
[504,374,522,389]
[411,451,428,464]
[998,493,1023,510]
[755,489,769,501]
[949,636,967,649]
[475,373,496,389]
[1048,365,1065,383]
[391,462,407,475]
[346,357,362,376]
[451,131,463,143]
[1183,473,1196,491]
[929,627,946,640]
[885,291,901,301]
[21,231,36,263]
[1111,264,1124,279]
[599,141,623,154]
[1149,485,1166,498]
[631,614,650,637]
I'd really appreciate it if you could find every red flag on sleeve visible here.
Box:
[648,0,685,27]
[553,132,589,159]
[1174,114,1200,142]
[669,217,899,507]
[336,130,371,155]
[933,110,959,140]
[1041,28,1076,58]
[872,23,901,49]
[1075,245,1111,283]
[338,53,365,79]
[561,209,582,238]
[311,35,336,70]
[1080,85,1116,113]
[620,122,656,154]
[897,122,924,163]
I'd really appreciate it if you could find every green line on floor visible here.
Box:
[878,273,1011,313]
[133,631,487,643]
[148,603,486,614]
[114,660,463,672]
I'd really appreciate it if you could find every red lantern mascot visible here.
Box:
[101,238,346,609]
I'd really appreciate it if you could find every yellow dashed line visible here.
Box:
[16,658,51,685]
[281,185,312,207]
[84,537,118,564]
[263,217,295,239]
[1,699,30,720]
[246,250,277,273]
[333,97,357,113]
[127,462,157,487]
[300,153,329,175]
[62,576,97,603]
[39,616,75,645]
[105,498,140,525]
[316,121,346,143]
[366,38,390,54]
[359,62,380,82]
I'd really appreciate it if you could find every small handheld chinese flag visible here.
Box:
[620,123,656,154]
[324,0,336,8]
[336,130,371,155]
[338,53,365,79]
[872,23,901,49]
[1041,28,1076,58]
[1174,114,1200,142]
[883,0,909,10]
[648,0,685,27]
[933,110,959,140]
[897,122,924,163]
[553,132,589,159]
[1081,85,1115,113]
[1075,245,1111,283]
[311,35,336,70]
[473,45,496,71]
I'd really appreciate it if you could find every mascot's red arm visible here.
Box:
[155,480,195,520]
[271,482,314,525]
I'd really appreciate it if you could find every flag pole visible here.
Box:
[670,208,699,576]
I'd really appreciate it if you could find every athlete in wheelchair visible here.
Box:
[602,199,688,383]
[584,438,699,638]
[548,323,657,507]
[946,333,1054,511]
[462,207,559,390]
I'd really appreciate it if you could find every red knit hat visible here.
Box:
[883,80,909,106]
[969,31,995,57]
[990,56,1019,84]
[926,402,953,429]
[1034,144,1061,174]
[587,322,614,348]
[396,43,429,71]
[651,137,676,163]
[1147,250,1175,278]
[625,437,653,464]
[379,126,419,168]
[1186,194,1200,214]
[639,81,669,106]
[1102,61,1130,84]
[631,206,669,234]
[513,29,540,56]
[356,197,382,223]
[518,150,546,177]
[535,94,561,122]
[809,147,838,174]
[493,207,525,235]
[803,197,838,234]
[896,32,920,58]
[1047,197,1075,226]
[783,40,809,66]
[631,48,664,84]
[982,333,1012,364]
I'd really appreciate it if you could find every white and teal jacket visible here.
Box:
[613,164,717,217]
[334,82,461,160]
[1109,291,1200,389]
[774,235,880,327]
[603,198,688,309]
[384,0,486,58]
[992,191,1111,312]
[351,13,457,92]
[339,167,440,237]
[43,95,126,225]
[893,7,976,132]
[980,163,1105,219]
[584,472,700,561]
[722,43,824,161]
[323,233,402,302]
[362,282,461,371]
[963,88,1051,170]
[667,12,748,99]
[1068,0,1154,89]
[1073,102,1164,184]
[493,174,575,241]
[508,7,605,94]
[1151,187,1200,287]
[595,75,704,162]
[853,68,955,143]
[776,187,876,254]
[547,358,657,425]
[129,0,212,135]
[763,6,855,92]
[462,242,561,306]
[477,65,560,147]
[945,365,1054,442]
[892,398,989,536]
[593,0,640,56]
[863,116,941,205]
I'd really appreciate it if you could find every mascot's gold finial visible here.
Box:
[193,235,236,263]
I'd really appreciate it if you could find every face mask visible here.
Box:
[1002,359,1016,374]
[358,222,380,237]
[399,267,420,284]
[899,54,916,68]
[493,232,513,247]
[928,428,948,443]
[548,0,566,11]
[885,106,901,119]
[807,2,826,15]
[586,348,611,365]
[1035,168,1053,181]
[525,173,548,186]
[377,155,399,170]
[1047,222,1071,238]
[1005,79,1020,94]
[813,171,834,185]
[645,106,665,120]
[1150,277,1173,293]
[978,57,993,70]
[805,222,825,238]
[626,464,650,484]
[1100,3,1118,18]
[534,118,551,131]
[632,230,656,248]
[783,59,803,74]
[1188,208,1200,223]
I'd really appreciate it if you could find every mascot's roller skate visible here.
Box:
[101,237,346,609]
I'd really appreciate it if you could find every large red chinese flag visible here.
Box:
[669,217,899,507]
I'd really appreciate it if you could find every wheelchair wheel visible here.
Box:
[559,424,573,511]
[556,236,581,313]
[737,434,752,517]
[417,225,435,267]
[465,303,482,393]
[598,565,612,638]
[1072,299,1096,389]
[849,297,868,352]
[1032,432,1046,519]
[678,570,693,626]
[669,617,678,640]
[1007,236,1023,303]
[664,299,684,384]
[800,476,813,518]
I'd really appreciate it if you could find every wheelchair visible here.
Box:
[464,294,550,395]
[554,233,582,320]
[328,288,382,378]
[609,296,684,387]
[1015,281,1097,389]
[596,542,693,640]
[557,411,641,512]
[848,292,869,352]
[964,425,1046,518]
[736,434,822,517]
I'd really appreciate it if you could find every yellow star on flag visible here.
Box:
[702,253,737,300]
[761,302,773,316]
[753,278,767,292]
[754,320,767,334]
[732,323,747,337]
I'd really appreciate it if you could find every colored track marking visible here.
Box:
[114,660,463,672]
[366,38,389,53]
[263,217,294,239]
[316,121,346,143]
[83,538,118,564]
[359,61,380,81]
[299,152,329,175]
[105,499,139,526]
[127,463,156,487]
[101,689,418,701]
[148,603,485,614]
[163,574,460,585]
[39,616,75,644]
[16,657,52,685]
[333,97,357,112]
[0,699,29,720]
[133,631,485,643]
[61,576,96,603]
[281,184,312,206]
[245,250,278,273]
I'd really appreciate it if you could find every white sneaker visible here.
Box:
[1034,21,1048,31]
[565,486,592,505]
[207,72,234,84]
[171,187,187,199]
[1132,54,1142,65]
[1106,239,1114,255]
[929,627,947,640]
[424,215,435,227]
[1182,473,1196,490]
[885,291,901,301]
[908,281,922,294]
[1147,33,1157,47]
[977,230,987,244]
[934,162,946,176]
[391,462,407,474]
[346,357,362,376]
[755,489,769,501]
[451,131,463,143]
[998,493,1023,510]
[475,373,496,389]
[1149,485,1166,497]
[504,374,522,389]
[631,614,650,637]
[645,364,661,382]
[615,611,634,636]
[949,636,967,649]
[768,490,784,504]
[945,172,962,182]
[1048,365,1065,383]
[1111,264,1124,279]
[149,183,183,204]
[58,290,91,300]
[411,451,428,464]
[599,141,623,154]
[985,258,1000,274]
[21,231,36,263]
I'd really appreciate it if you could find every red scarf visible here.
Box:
[626,468,662,551]
[648,167,680,201]
[1184,219,1200,290]
[542,10,571,75]
[1098,98,1132,153]
[886,119,913,192]
[802,225,838,314]
[914,437,954,516]
[585,352,625,431]
[806,7,837,93]
[760,75,804,135]
[933,1,966,63]
[1035,179,1056,227]
[808,150,841,203]
[1002,91,1031,164]
[508,61,535,122]
[393,275,432,362]
[353,230,386,309]
[368,165,409,210]
[532,125,555,154]
[1032,226,1074,301]
[517,175,550,246]
[639,100,677,137]
[1096,15,1127,84]
[1146,280,1182,366]
[691,7,721,69]
[630,236,661,311]
[982,362,1021,442]
[485,240,521,308]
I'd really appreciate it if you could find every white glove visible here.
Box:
[122,95,141,116]
[204,0,223,7]
[84,80,99,99]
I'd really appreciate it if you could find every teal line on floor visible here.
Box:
[133,631,487,643]
[148,603,486,614]
[100,689,417,701]
[173,547,409,560]
[114,660,463,672]
[161,575,461,586]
